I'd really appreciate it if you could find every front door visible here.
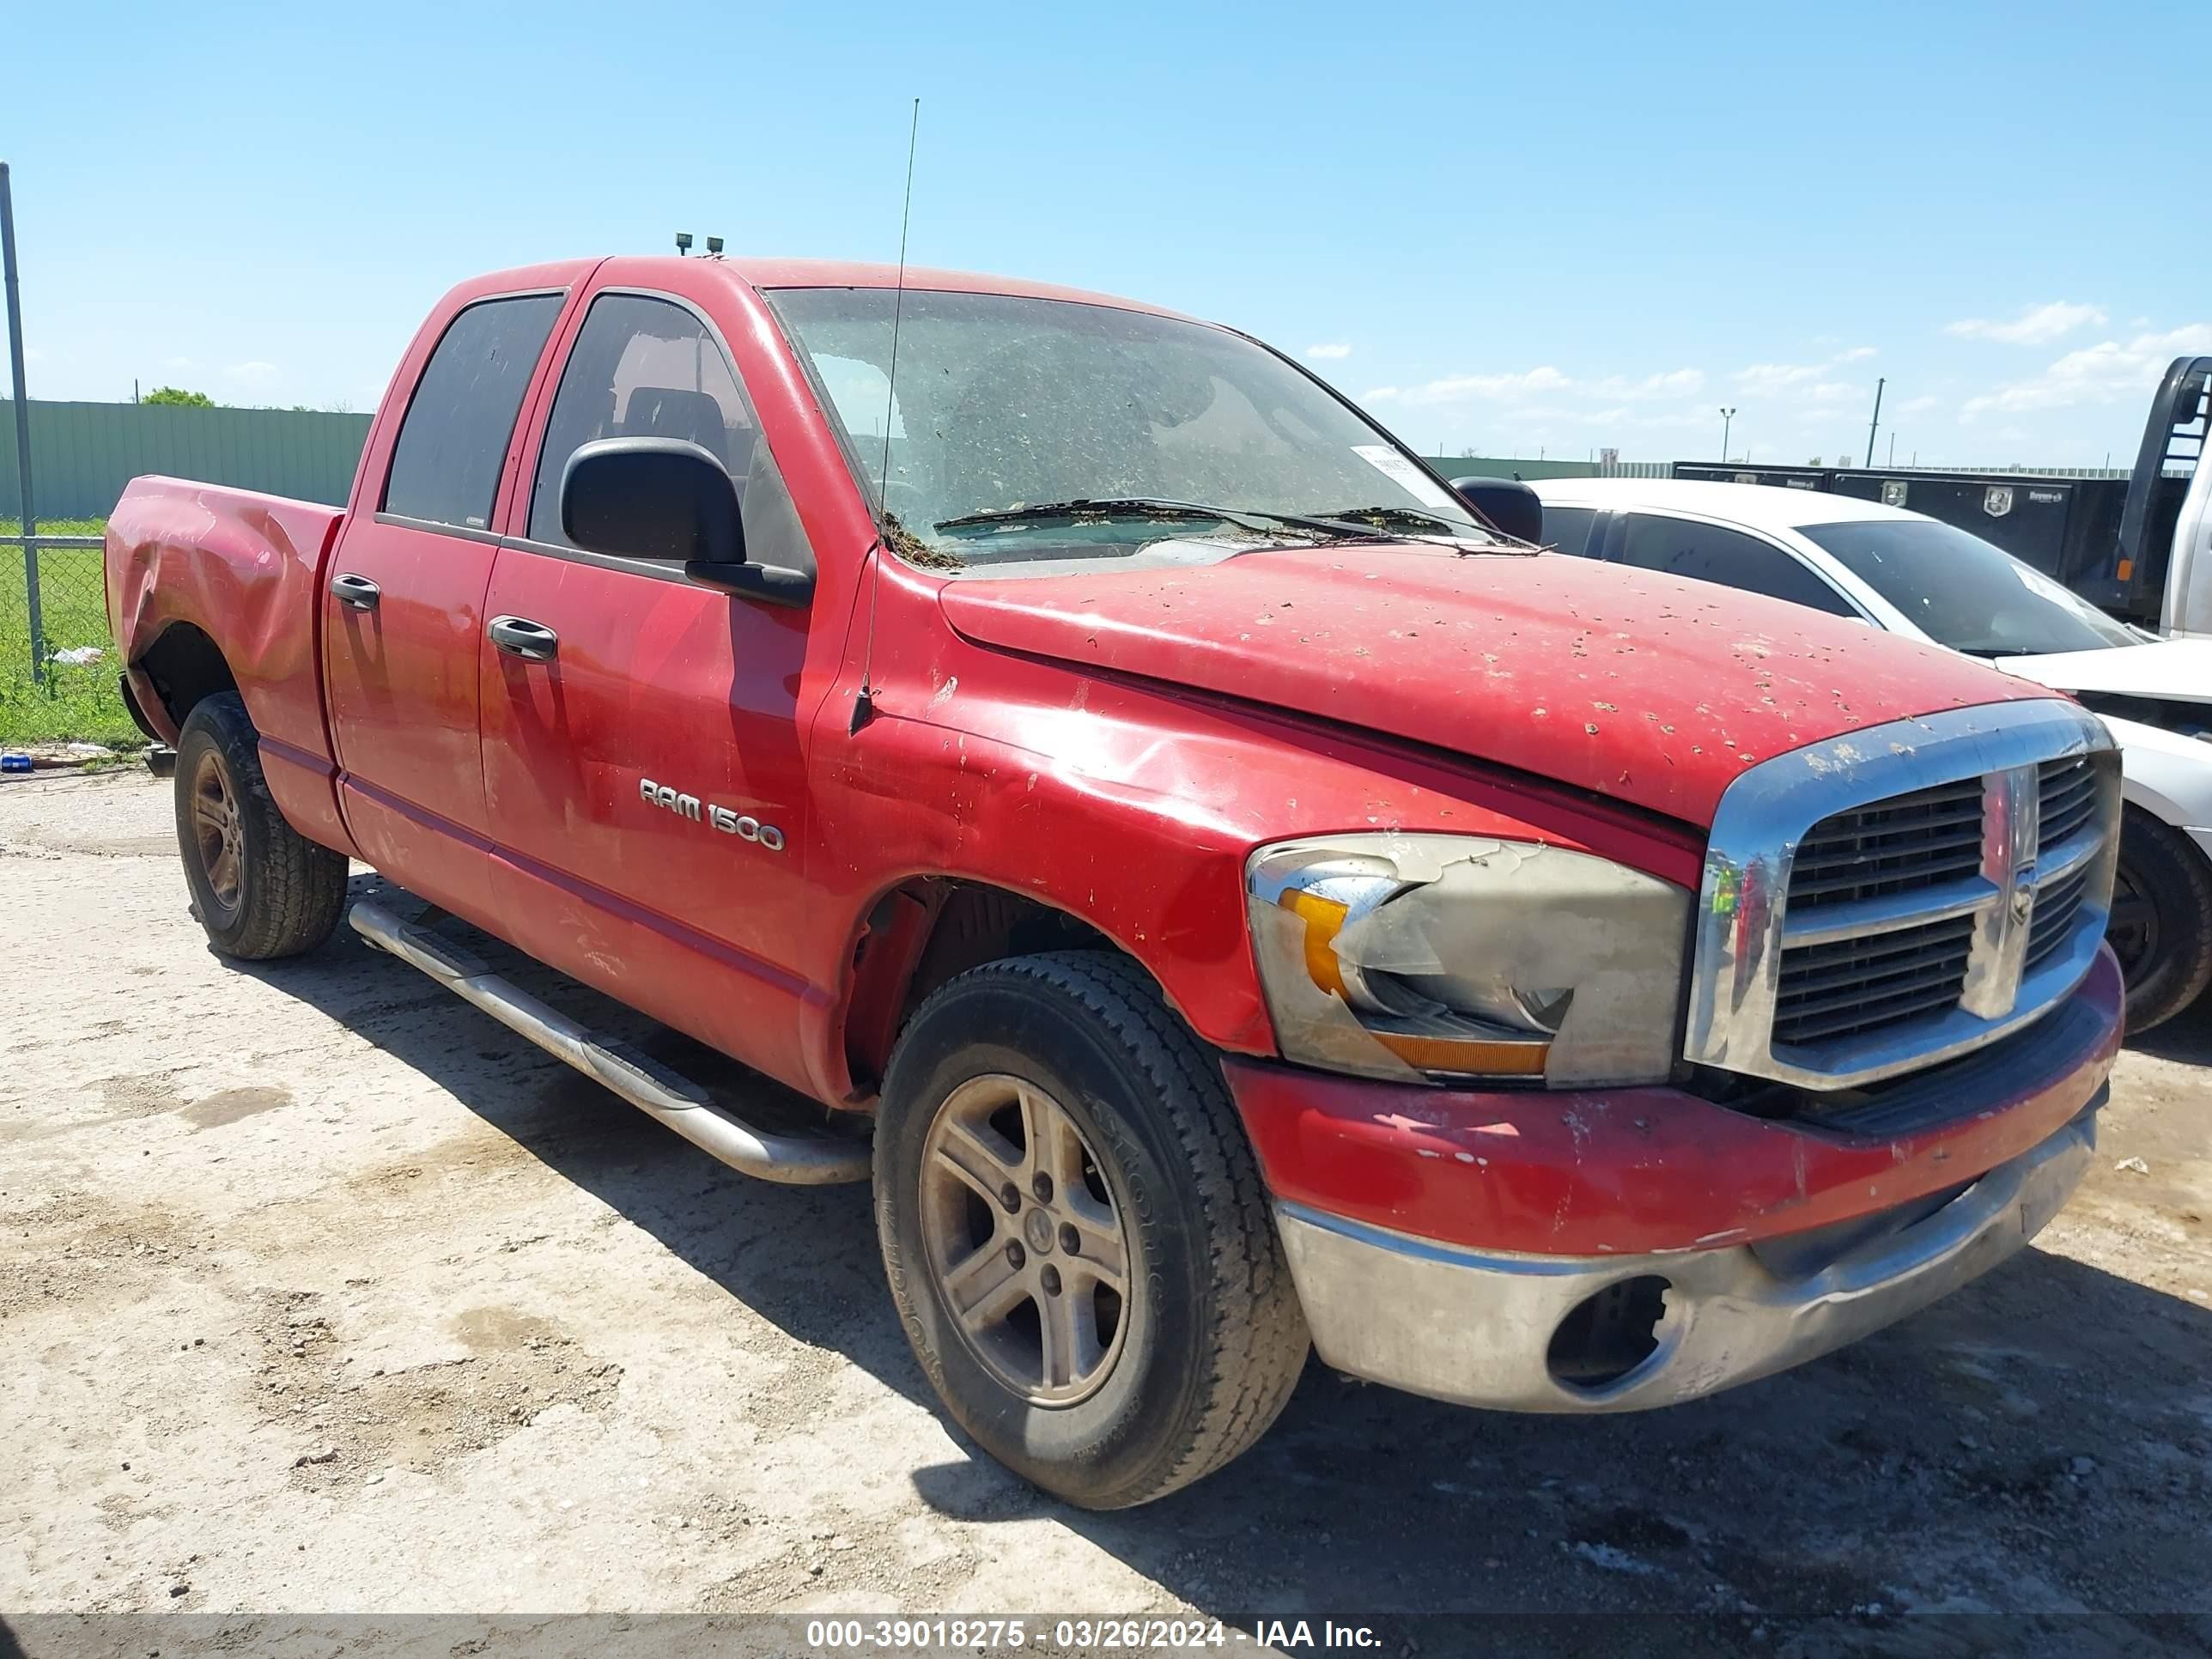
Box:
[477,287,821,1093]
[323,290,567,921]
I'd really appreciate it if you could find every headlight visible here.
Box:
[1246,834,1691,1087]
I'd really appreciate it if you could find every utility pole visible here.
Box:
[1719,406,1736,460]
[2,161,43,685]
[1863,378,1885,477]
[1888,433,1896,467]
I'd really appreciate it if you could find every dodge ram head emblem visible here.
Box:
[1984,485,2014,519]
[639,779,785,852]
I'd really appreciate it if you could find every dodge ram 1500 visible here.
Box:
[108,254,2124,1509]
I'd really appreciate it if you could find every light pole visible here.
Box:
[1718,407,1736,461]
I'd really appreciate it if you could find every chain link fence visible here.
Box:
[1,526,136,748]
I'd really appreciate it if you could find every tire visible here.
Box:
[2108,805,2212,1034]
[874,951,1310,1510]
[173,692,348,961]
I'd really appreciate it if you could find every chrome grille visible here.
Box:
[1687,702,2119,1091]
[1788,780,1984,908]
[1772,915,1975,1046]
[2039,757,2100,853]
[2027,868,2093,973]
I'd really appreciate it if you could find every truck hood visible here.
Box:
[1989,637,2212,706]
[938,544,2049,826]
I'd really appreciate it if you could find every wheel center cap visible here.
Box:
[1023,1208,1054,1255]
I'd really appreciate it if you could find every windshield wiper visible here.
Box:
[1310,505,1502,547]
[934,497,1395,543]
[1313,504,1465,532]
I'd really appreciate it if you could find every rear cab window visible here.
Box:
[381,295,564,530]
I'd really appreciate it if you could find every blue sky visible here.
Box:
[8,0,2206,467]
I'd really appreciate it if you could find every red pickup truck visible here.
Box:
[108,255,2124,1510]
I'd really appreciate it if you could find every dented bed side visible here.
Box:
[106,477,356,856]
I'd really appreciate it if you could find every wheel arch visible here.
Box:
[836,875,1171,1100]
[131,621,240,743]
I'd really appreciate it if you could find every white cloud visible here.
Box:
[224,360,280,386]
[1304,343,1352,361]
[1961,324,2212,421]
[1946,301,2107,346]
[165,356,195,370]
[1730,345,1881,397]
[1589,368,1706,400]
[1734,361,1826,392]
[1894,394,1942,416]
[1366,364,1699,406]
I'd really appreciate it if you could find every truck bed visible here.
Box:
[106,476,351,849]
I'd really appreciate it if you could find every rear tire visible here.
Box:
[874,951,1309,1510]
[2108,806,2212,1034]
[173,693,348,961]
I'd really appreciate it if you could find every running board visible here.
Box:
[347,899,871,1186]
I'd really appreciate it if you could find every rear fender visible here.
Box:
[106,477,356,854]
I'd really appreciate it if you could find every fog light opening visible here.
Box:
[1547,1275,1671,1390]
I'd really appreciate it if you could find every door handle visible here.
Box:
[489,615,559,662]
[331,574,380,611]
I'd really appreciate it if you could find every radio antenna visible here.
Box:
[852,97,920,737]
[880,96,920,502]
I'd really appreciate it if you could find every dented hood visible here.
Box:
[938,544,2051,826]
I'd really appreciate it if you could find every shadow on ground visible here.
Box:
[235,877,2212,1633]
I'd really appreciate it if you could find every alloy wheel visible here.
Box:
[917,1073,1133,1406]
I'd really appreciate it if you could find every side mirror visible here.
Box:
[561,437,744,565]
[1449,476,1543,544]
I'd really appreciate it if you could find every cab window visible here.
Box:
[1618,514,1857,617]
[381,295,563,530]
[529,295,761,548]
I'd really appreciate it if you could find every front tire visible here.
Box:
[2108,806,2212,1034]
[173,693,348,961]
[875,951,1309,1510]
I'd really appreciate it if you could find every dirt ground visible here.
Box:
[3,768,2210,1645]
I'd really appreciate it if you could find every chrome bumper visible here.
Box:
[1273,1106,2097,1413]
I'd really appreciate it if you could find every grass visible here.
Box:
[0,517,146,749]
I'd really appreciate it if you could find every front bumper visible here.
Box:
[1227,945,2122,1413]
[1274,1105,2094,1411]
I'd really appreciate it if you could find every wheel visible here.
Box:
[2106,806,2212,1034]
[173,692,348,960]
[875,951,1309,1510]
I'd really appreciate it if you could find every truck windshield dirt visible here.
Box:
[1800,517,2140,656]
[764,286,1489,564]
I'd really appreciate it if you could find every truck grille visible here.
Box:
[1787,780,1984,908]
[1772,915,1975,1046]
[2039,757,2100,853]
[2027,868,2093,973]
[1687,704,2119,1091]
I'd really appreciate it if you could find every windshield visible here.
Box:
[1797,517,2138,656]
[763,287,1486,566]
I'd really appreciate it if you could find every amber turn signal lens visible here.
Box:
[1372,1031,1549,1075]
[1278,889,1550,1078]
[1279,888,1351,998]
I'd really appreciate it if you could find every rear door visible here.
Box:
[322,288,570,920]
[476,277,827,1094]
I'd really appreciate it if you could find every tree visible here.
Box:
[142,386,214,408]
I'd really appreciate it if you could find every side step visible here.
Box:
[348,899,872,1186]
